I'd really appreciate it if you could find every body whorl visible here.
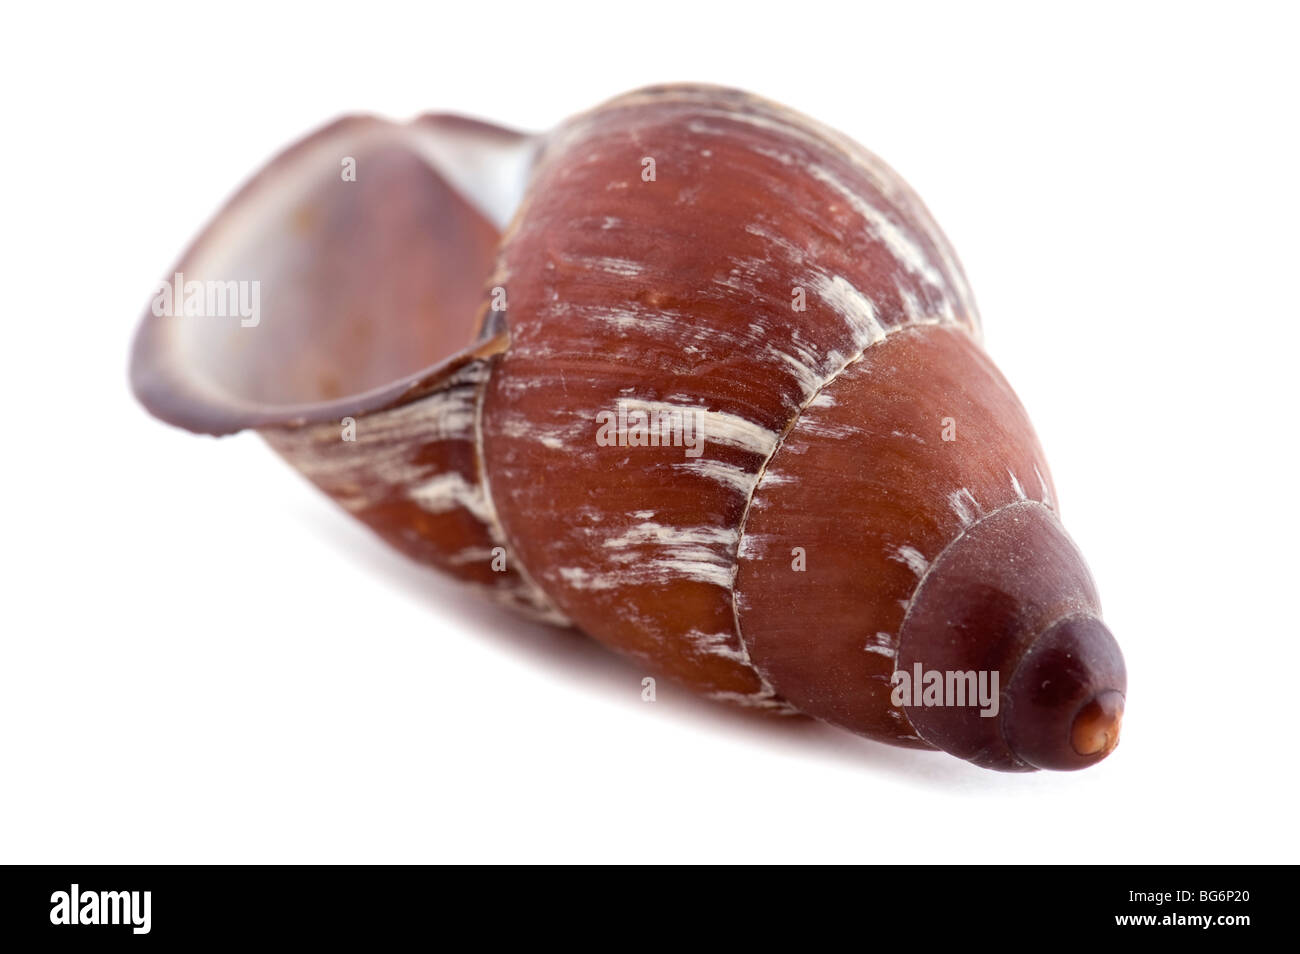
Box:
[482,87,985,713]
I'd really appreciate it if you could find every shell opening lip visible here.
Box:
[130,323,508,438]
[129,113,533,437]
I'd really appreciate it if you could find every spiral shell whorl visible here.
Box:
[480,85,985,716]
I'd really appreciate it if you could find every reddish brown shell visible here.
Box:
[130,84,1125,770]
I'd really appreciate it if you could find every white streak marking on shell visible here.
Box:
[897,283,925,323]
[498,412,584,451]
[602,522,737,551]
[560,302,737,347]
[706,688,800,713]
[446,546,496,566]
[812,273,886,350]
[557,566,600,589]
[1034,464,1054,508]
[557,559,734,591]
[615,400,779,457]
[409,472,493,524]
[947,488,982,527]
[768,343,846,400]
[865,632,897,658]
[806,164,945,289]
[686,630,751,663]
[1009,469,1028,501]
[799,415,864,439]
[736,533,765,560]
[674,459,758,495]
[575,255,644,277]
[749,145,796,166]
[558,523,741,592]
[743,221,807,263]
[890,545,930,579]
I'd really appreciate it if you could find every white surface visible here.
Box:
[2,1,1297,864]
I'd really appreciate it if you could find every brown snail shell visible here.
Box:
[130,84,1126,771]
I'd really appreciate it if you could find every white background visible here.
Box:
[3,1,1297,864]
